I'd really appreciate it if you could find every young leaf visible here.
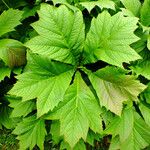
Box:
[25,4,85,65]
[13,116,46,150]
[47,72,102,147]
[0,9,23,37]
[140,0,150,26]
[9,52,74,117]
[120,0,141,16]
[87,66,146,115]
[84,11,140,67]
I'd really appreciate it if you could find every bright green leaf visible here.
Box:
[47,72,102,147]
[25,4,85,65]
[9,52,74,117]
[84,11,140,67]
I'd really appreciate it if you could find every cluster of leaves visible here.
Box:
[0,0,150,149]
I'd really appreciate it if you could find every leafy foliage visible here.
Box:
[0,0,150,150]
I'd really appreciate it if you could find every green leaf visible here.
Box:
[0,67,11,81]
[9,52,74,117]
[13,116,46,150]
[47,72,102,147]
[0,39,26,68]
[79,0,115,12]
[84,11,141,67]
[120,0,141,16]
[105,107,150,150]
[0,9,23,37]
[87,66,146,115]
[140,0,150,26]
[25,4,85,65]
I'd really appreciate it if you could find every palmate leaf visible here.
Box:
[0,9,23,37]
[25,4,85,65]
[84,11,141,67]
[13,116,46,150]
[79,0,115,12]
[9,52,74,117]
[87,66,146,115]
[104,107,150,150]
[46,72,102,147]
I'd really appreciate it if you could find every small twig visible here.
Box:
[2,0,10,8]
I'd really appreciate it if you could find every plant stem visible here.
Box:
[2,0,10,8]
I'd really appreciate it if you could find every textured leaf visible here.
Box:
[0,9,23,36]
[140,0,150,26]
[120,0,141,16]
[87,66,146,115]
[13,116,46,150]
[9,52,74,117]
[0,39,26,68]
[25,4,85,65]
[84,11,140,67]
[0,67,11,81]
[79,0,115,12]
[47,72,102,147]
[105,107,150,150]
